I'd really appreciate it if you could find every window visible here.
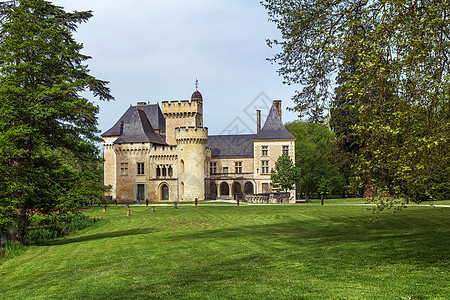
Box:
[168,166,173,177]
[262,145,268,156]
[235,161,242,174]
[261,161,269,174]
[262,183,269,193]
[120,163,128,176]
[223,167,229,174]
[210,162,217,175]
[137,162,145,175]
[156,166,161,178]
[162,166,167,177]
[283,145,289,156]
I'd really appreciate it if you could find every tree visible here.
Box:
[317,176,331,205]
[263,0,450,206]
[0,0,113,244]
[285,121,344,198]
[270,153,300,193]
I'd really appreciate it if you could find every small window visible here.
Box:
[261,161,269,174]
[156,166,161,178]
[210,162,217,175]
[168,166,173,177]
[223,167,229,174]
[283,145,289,156]
[120,163,128,176]
[262,145,268,156]
[162,166,167,177]
[235,161,242,174]
[137,162,145,175]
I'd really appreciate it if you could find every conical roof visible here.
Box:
[253,104,295,140]
[113,109,167,145]
[191,89,203,101]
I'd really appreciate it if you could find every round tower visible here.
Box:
[176,126,208,201]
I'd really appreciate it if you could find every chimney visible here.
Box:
[257,110,261,133]
[273,100,282,119]
[137,101,146,106]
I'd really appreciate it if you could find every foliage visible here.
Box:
[270,153,300,192]
[26,213,98,245]
[0,0,113,243]
[63,213,98,231]
[27,228,59,245]
[285,121,344,197]
[263,0,450,206]
[317,176,332,197]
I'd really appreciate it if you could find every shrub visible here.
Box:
[64,213,98,231]
[27,228,59,245]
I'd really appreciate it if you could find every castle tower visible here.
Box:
[176,126,208,200]
[162,90,203,145]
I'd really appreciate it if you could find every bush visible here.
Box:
[27,228,59,245]
[64,213,98,231]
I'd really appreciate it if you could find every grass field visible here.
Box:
[0,204,449,299]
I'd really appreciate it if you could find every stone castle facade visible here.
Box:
[102,89,296,203]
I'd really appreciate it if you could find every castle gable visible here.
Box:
[113,109,167,145]
[253,105,295,141]
[102,104,165,137]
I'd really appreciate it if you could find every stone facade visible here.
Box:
[102,89,296,203]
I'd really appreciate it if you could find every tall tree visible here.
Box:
[285,121,344,197]
[0,0,113,243]
[263,0,450,206]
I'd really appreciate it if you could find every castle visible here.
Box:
[102,88,296,203]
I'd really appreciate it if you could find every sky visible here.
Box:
[51,0,301,135]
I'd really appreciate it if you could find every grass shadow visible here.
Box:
[47,228,155,245]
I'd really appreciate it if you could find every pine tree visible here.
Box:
[0,0,113,243]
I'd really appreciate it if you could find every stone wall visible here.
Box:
[244,192,290,204]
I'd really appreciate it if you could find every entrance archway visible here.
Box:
[233,182,241,194]
[209,182,217,199]
[244,182,254,194]
[161,184,169,201]
[220,182,229,196]
[233,182,242,199]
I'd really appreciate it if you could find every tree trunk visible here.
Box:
[16,202,28,244]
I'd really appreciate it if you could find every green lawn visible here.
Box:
[1,205,449,299]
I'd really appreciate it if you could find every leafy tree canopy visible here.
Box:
[285,121,344,197]
[0,0,113,243]
[263,0,450,206]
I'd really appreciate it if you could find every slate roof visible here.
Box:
[113,109,167,145]
[253,104,295,140]
[102,104,165,137]
[207,134,256,158]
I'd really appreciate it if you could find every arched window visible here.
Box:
[161,184,169,201]
[162,166,167,177]
[180,160,184,173]
[180,182,184,197]
[168,166,173,177]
